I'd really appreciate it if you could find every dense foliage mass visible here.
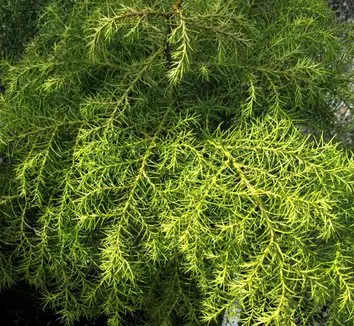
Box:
[0,0,52,60]
[0,0,354,325]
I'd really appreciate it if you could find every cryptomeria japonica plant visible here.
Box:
[0,0,52,60]
[0,0,354,325]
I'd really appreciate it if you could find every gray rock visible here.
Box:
[328,0,354,21]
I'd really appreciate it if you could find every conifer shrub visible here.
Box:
[0,0,53,60]
[0,0,354,325]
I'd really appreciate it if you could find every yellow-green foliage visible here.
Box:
[0,0,354,325]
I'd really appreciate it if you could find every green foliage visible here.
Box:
[0,0,54,60]
[0,0,354,325]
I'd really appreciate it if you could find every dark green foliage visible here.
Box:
[0,0,354,325]
[0,0,54,60]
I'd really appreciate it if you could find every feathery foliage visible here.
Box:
[0,0,354,325]
[0,0,53,60]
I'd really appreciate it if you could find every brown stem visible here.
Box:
[172,0,184,14]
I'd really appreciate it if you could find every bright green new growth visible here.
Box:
[0,0,354,325]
